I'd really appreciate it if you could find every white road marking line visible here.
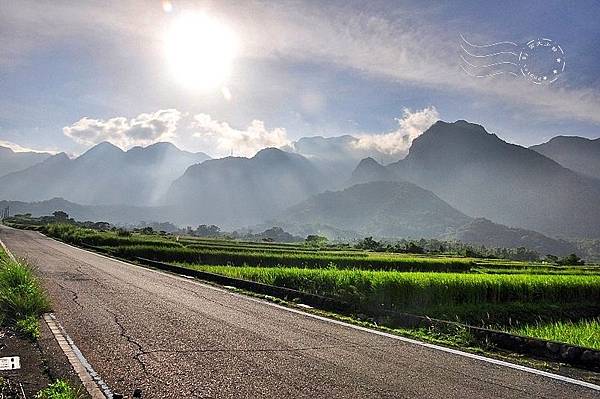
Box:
[18,232,600,392]
[0,234,17,261]
[44,313,112,398]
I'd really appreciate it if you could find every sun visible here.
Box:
[164,12,238,91]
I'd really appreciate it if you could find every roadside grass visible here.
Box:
[0,251,50,339]
[35,380,82,399]
[509,319,600,350]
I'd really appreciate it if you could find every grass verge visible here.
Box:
[0,246,50,339]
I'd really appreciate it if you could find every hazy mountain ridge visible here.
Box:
[275,181,576,255]
[0,146,51,177]
[530,135,600,179]
[353,120,600,238]
[277,181,472,238]
[165,148,330,228]
[443,218,576,256]
[0,142,210,206]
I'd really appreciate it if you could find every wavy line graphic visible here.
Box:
[460,45,518,58]
[460,33,517,48]
[459,64,518,78]
[459,54,519,69]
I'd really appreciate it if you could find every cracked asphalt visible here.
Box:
[1,226,598,398]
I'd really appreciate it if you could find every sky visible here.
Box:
[0,0,599,158]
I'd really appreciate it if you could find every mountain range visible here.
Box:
[530,136,600,180]
[1,120,599,254]
[353,120,600,238]
[0,146,51,177]
[166,148,329,227]
[0,142,210,206]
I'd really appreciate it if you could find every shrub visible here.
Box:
[36,380,82,399]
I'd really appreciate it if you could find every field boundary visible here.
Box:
[130,255,600,370]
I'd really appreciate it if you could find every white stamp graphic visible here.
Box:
[459,34,566,85]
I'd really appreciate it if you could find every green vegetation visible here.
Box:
[41,224,473,272]
[0,248,50,339]
[509,319,600,350]
[187,265,600,319]
[36,380,82,399]
[108,244,472,272]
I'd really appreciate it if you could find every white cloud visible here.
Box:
[352,107,440,156]
[191,114,290,157]
[63,109,182,149]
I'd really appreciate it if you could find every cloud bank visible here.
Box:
[63,109,182,150]
[190,114,290,157]
[63,110,291,157]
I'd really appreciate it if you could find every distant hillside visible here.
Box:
[165,148,329,228]
[0,198,169,225]
[0,142,210,206]
[352,120,600,238]
[276,181,577,255]
[277,181,472,238]
[444,218,576,257]
[530,136,600,179]
[0,146,51,177]
[349,157,393,185]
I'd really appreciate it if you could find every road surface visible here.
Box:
[1,226,598,398]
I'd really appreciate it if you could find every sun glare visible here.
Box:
[164,12,238,91]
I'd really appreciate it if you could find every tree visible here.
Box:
[93,222,111,231]
[52,210,69,220]
[140,226,154,235]
[196,224,221,237]
[305,235,328,246]
[406,241,425,254]
[557,253,585,266]
[356,237,381,251]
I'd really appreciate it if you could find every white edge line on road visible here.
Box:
[0,233,111,398]
[21,231,600,392]
[0,234,17,262]
[44,314,112,399]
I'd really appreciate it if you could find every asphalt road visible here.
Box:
[1,226,598,398]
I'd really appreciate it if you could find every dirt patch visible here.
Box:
[0,320,87,398]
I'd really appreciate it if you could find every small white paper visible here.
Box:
[0,356,20,370]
